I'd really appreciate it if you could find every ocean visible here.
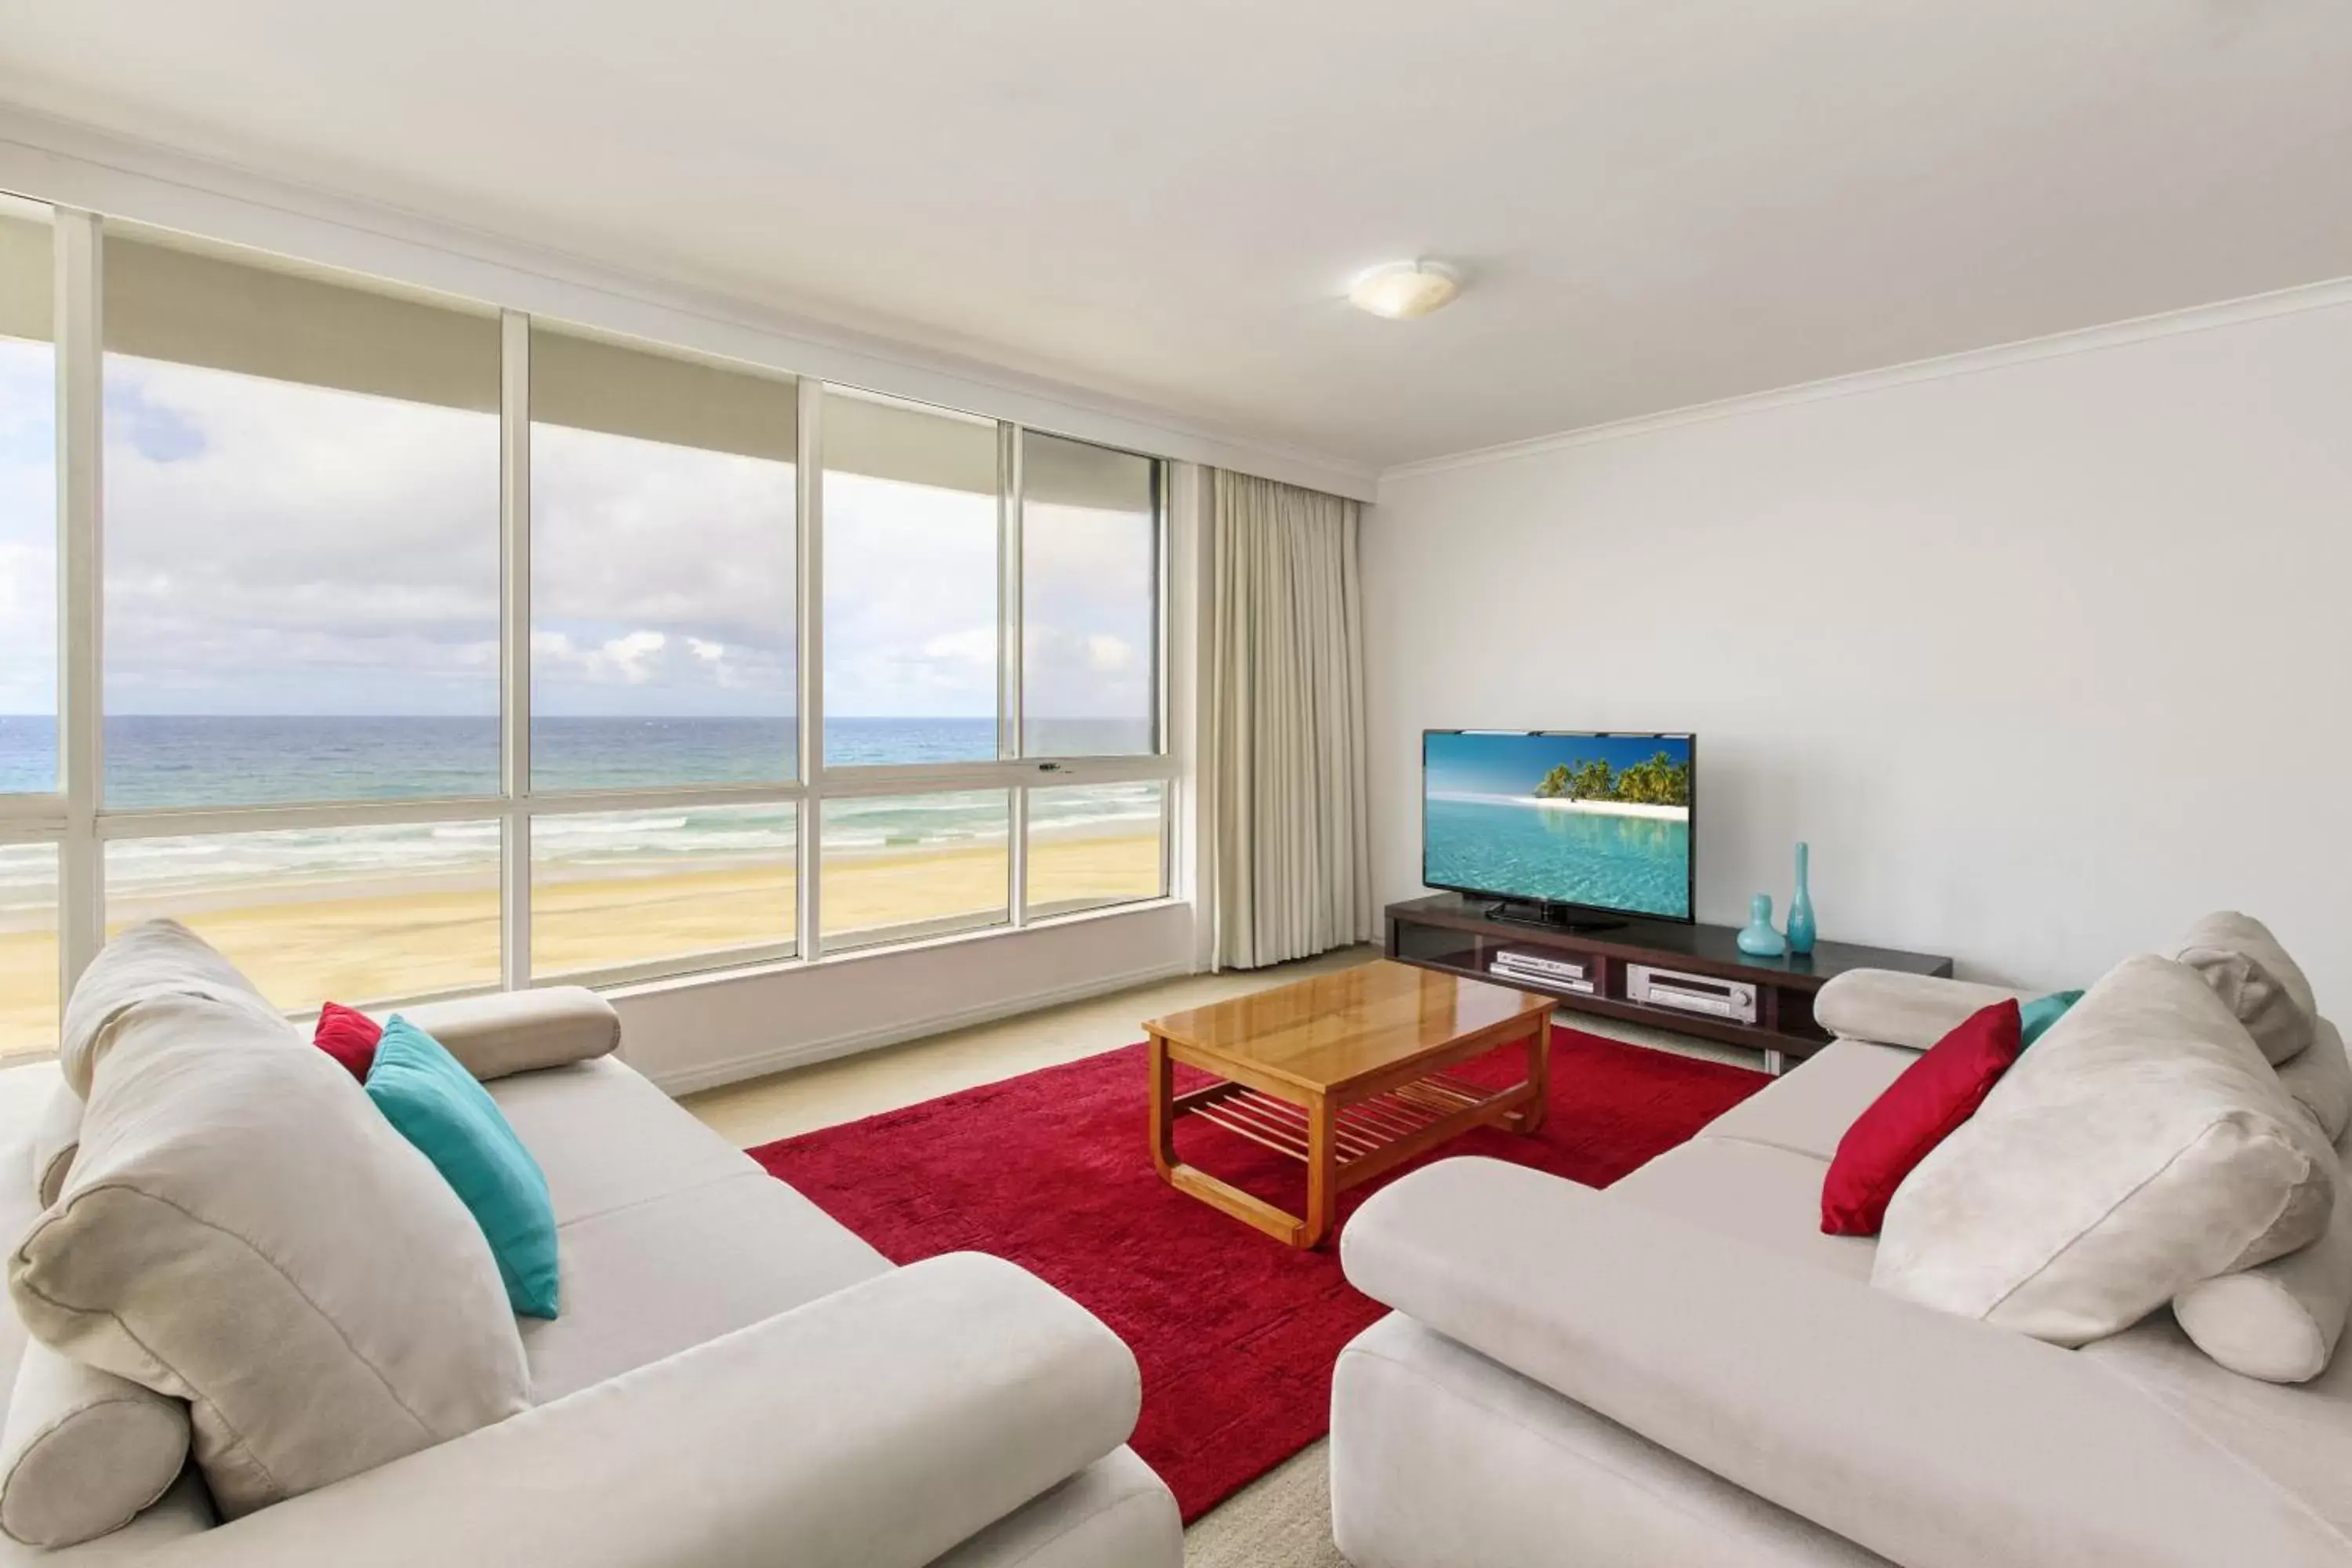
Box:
[0,715,1161,920]
[1424,793,1691,920]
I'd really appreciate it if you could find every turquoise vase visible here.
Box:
[1786,842,1817,956]
[1736,893,1786,957]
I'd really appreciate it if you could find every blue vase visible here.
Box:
[1736,893,1786,957]
[1786,842,1817,956]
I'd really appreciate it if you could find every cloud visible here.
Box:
[24,349,1156,725]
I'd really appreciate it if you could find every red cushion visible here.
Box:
[314,1001,384,1083]
[1821,1000,2024,1236]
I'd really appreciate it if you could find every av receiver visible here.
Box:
[1624,964,1759,1025]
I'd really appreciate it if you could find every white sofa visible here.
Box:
[0,986,1181,1568]
[1330,971,2352,1568]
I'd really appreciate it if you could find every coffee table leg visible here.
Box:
[1509,1015,1552,1134]
[1302,1091,1338,1248]
[1146,1032,1178,1178]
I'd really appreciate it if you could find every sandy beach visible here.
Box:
[1524,797,1689,821]
[0,831,1163,1059]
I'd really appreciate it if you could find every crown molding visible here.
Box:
[1380,271,2352,489]
[0,105,1381,502]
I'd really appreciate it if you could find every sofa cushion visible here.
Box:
[2019,989,2084,1047]
[521,1171,890,1402]
[2172,1162,2352,1385]
[1821,1000,2022,1237]
[0,1341,187,1548]
[486,1056,755,1228]
[55,919,283,1098]
[2165,911,2319,1065]
[8,991,529,1519]
[394,987,620,1082]
[313,1001,382,1083]
[2278,1018,2352,1145]
[2085,1312,2352,1541]
[368,1017,560,1320]
[1875,956,2339,1346]
[1812,970,2034,1052]
[27,1083,77,1210]
[1696,1039,1915,1161]
[1611,1138,1877,1283]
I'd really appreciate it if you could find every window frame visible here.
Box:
[5,209,1176,1052]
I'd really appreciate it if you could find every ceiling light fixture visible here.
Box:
[1348,260,1461,320]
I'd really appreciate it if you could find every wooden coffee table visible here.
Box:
[1143,960,1553,1248]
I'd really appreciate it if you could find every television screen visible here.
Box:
[1422,731,1695,921]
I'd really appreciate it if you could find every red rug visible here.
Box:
[749,1026,1765,1522]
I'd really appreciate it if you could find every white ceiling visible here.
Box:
[2,2,2349,473]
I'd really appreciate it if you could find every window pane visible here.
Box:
[0,841,57,1058]
[0,202,55,794]
[821,790,1007,949]
[532,804,795,978]
[105,822,500,1010]
[103,230,500,806]
[531,327,797,790]
[1022,435,1157,757]
[822,392,999,766]
[1025,782,1166,918]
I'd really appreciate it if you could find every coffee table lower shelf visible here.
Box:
[1145,1023,1548,1250]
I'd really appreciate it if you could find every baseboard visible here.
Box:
[644,959,1197,1098]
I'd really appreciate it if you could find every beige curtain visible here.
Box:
[1206,470,1374,970]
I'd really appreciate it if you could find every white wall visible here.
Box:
[1366,293,2352,1005]
[615,902,1194,1094]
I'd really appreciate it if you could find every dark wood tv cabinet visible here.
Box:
[1386,894,1955,1073]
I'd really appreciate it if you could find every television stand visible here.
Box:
[1388,893,1955,1073]
[1483,899,1626,935]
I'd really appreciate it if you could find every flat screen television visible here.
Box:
[1422,731,1696,924]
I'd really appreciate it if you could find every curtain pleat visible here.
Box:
[1207,470,1374,970]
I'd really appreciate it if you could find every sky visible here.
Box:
[0,338,1156,724]
[1425,731,1694,798]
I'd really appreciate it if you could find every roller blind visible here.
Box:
[1023,429,1155,515]
[0,212,50,344]
[823,389,998,496]
[102,233,498,411]
[530,325,797,463]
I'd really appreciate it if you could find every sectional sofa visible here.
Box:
[0,921,1181,1568]
[1332,933,2352,1567]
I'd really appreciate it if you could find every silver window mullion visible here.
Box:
[54,207,103,995]
[796,379,824,958]
[499,310,532,990]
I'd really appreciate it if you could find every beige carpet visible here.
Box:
[1181,1441,1345,1568]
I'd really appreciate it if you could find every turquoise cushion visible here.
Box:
[366,1015,559,1319]
[2018,989,2085,1048]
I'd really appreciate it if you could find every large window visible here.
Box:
[530,326,797,789]
[102,230,502,805]
[2,201,1174,1058]
[822,392,1000,767]
[1021,432,1159,757]
[0,201,56,799]
[0,199,58,1058]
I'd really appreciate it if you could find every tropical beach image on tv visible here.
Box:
[1422,731,1694,920]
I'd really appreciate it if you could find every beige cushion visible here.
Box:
[2278,1018,2352,1145]
[394,988,619,1082]
[28,1083,79,1209]
[8,991,529,1519]
[1811,970,2035,1052]
[56,919,285,1098]
[1875,955,2339,1346]
[1693,1038,1916,1161]
[0,1341,188,1548]
[2165,910,2318,1065]
[2173,1163,2352,1384]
